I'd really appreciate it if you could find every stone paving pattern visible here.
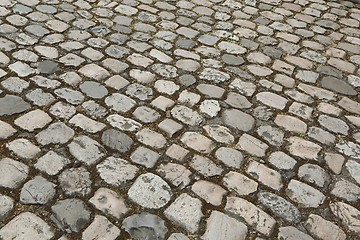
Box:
[0,0,359,239]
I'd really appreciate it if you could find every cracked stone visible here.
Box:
[20,176,56,204]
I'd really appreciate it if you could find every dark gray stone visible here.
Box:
[51,199,91,233]
[37,60,58,74]
[101,129,134,153]
[222,54,245,66]
[321,76,357,96]
[79,81,108,99]
[0,95,30,116]
[122,213,168,240]
[258,191,301,223]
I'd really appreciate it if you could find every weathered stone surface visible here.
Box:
[190,155,223,177]
[321,76,357,96]
[330,202,360,234]
[171,105,203,126]
[101,129,133,153]
[0,194,13,221]
[51,199,91,233]
[222,109,255,131]
[130,146,160,168]
[223,171,258,196]
[259,191,301,223]
[286,180,325,208]
[237,134,269,157]
[318,115,349,135]
[225,197,276,236]
[336,140,360,159]
[298,164,330,188]
[215,147,244,169]
[82,215,120,240]
[346,160,360,185]
[58,167,92,197]
[305,214,346,240]
[68,135,106,165]
[7,138,41,159]
[136,128,167,149]
[181,132,215,154]
[79,63,110,80]
[256,92,288,110]
[288,137,321,160]
[247,161,283,190]
[330,179,360,202]
[89,188,128,219]
[36,122,74,145]
[35,151,70,176]
[0,158,29,189]
[122,213,168,240]
[0,212,54,240]
[97,157,138,186]
[128,173,172,209]
[0,1,359,239]
[278,227,314,240]
[191,180,226,206]
[14,109,52,131]
[202,211,248,240]
[20,176,56,204]
[0,94,30,116]
[164,193,203,233]
[268,151,297,170]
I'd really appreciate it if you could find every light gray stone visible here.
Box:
[278,227,314,240]
[268,151,297,170]
[89,188,128,219]
[0,120,17,139]
[0,194,14,221]
[14,109,52,132]
[305,214,346,240]
[97,157,138,186]
[202,211,248,240]
[20,176,56,204]
[35,151,70,176]
[286,180,325,208]
[247,161,283,190]
[68,135,106,165]
[222,109,255,132]
[128,173,172,209]
[164,193,203,233]
[82,215,120,240]
[191,180,226,206]
[130,146,160,168]
[330,179,360,202]
[237,134,268,157]
[36,122,74,145]
[223,171,258,196]
[7,138,41,160]
[346,160,360,184]
[298,164,330,188]
[330,202,360,234]
[0,212,54,240]
[225,197,276,236]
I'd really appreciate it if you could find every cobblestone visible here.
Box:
[0,0,359,238]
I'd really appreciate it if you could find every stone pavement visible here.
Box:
[0,0,359,239]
